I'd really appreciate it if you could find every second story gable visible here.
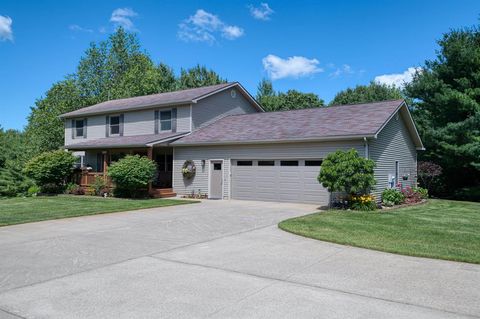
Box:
[62,82,263,146]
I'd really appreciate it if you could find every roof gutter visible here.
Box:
[172,134,375,147]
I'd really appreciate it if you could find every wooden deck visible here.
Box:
[76,172,175,198]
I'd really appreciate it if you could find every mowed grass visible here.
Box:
[0,195,197,227]
[279,199,480,264]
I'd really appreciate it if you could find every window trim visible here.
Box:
[109,115,121,136]
[159,109,173,132]
[74,119,85,138]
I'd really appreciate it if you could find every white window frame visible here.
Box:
[159,109,172,132]
[109,115,121,136]
[74,119,84,138]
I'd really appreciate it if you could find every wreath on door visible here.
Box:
[182,160,196,179]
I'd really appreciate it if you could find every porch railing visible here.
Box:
[75,171,113,187]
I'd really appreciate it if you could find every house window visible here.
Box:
[258,160,275,166]
[305,160,323,166]
[237,161,253,166]
[280,160,299,166]
[75,119,84,138]
[160,110,172,131]
[109,116,120,135]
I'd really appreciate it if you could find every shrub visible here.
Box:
[23,150,76,192]
[27,185,41,197]
[0,167,32,197]
[381,189,405,206]
[40,183,64,194]
[92,176,107,196]
[414,187,429,199]
[453,186,480,202]
[65,182,78,194]
[71,185,85,195]
[108,155,156,198]
[318,149,376,195]
[350,194,377,211]
[401,186,422,204]
[417,161,442,190]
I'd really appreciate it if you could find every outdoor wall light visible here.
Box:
[201,160,206,167]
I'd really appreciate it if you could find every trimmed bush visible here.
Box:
[381,188,405,207]
[107,155,156,198]
[23,150,76,193]
[318,149,376,196]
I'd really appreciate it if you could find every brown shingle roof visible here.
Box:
[173,100,405,145]
[65,132,187,150]
[60,83,235,118]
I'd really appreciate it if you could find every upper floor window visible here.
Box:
[74,119,84,138]
[160,110,172,131]
[109,116,120,135]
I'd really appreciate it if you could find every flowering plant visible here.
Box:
[349,194,377,211]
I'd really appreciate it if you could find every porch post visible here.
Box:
[103,150,108,182]
[147,147,153,194]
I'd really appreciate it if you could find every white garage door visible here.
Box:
[231,159,330,205]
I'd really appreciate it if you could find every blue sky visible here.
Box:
[0,0,478,130]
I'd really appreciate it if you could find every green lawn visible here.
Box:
[0,195,196,227]
[279,199,480,264]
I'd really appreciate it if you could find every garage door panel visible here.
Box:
[232,159,329,205]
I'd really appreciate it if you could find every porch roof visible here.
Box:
[65,132,188,150]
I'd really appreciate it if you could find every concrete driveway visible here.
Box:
[0,200,478,319]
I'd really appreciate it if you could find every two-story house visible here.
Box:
[61,82,424,205]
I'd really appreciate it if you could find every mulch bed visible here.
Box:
[380,199,428,210]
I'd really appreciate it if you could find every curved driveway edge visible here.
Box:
[0,200,478,318]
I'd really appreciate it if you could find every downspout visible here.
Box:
[363,137,369,159]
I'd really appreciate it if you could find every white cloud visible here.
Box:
[0,15,13,42]
[110,8,138,31]
[222,25,244,39]
[374,67,421,87]
[262,54,323,80]
[329,64,354,78]
[69,24,93,33]
[178,9,244,44]
[249,3,274,20]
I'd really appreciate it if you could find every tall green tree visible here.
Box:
[329,82,404,106]
[405,24,480,193]
[26,78,84,155]
[25,27,178,155]
[0,127,32,197]
[178,64,227,89]
[255,79,324,111]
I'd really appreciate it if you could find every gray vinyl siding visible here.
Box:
[65,105,191,146]
[176,105,191,132]
[65,115,106,146]
[173,141,364,201]
[369,111,417,201]
[192,89,258,129]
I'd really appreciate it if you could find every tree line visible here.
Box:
[1,23,479,199]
